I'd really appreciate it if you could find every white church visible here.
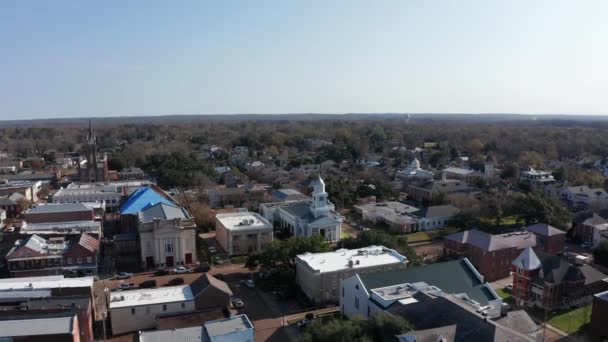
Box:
[260,176,343,243]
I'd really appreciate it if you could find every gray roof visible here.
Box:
[495,310,541,341]
[204,314,253,337]
[26,203,90,214]
[512,247,542,271]
[446,229,537,252]
[271,189,308,201]
[141,202,188,222]
[140,326,204,342]
[0,196,17,206]
[0,313,75,337]
[397,324,457,342]
[525,223,565,237]
[281,201,314,219]
[579,264,608,285]
[359,259,498,305]
[415,205,460,218]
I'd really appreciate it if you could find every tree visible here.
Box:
[246,234,332,273]
[513,192,571,229]
[302,313,410,342]
[593,240,608,268]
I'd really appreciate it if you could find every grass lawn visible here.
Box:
[406,227,461,244]
[495,288,512,300]
[547,305,592,334]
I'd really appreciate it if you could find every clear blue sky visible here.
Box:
[1,1,607,119]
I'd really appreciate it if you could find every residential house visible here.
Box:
[511,247,608,310]
[259,176,342,243]
[138,314,255,342]
[0,192,24,217]
[206,183,270,209]
[295,245,408,304]
[215,211,273,256]
[560,185,608,211]
[222,169,248,187]
[189,273,234,310]
[519,167,555,186]
[444,224,566,281]
[109,285,195,335]
[118,167,146,181]
[573,214,608,248]
[340,259,503,320]
[591,290,608,342]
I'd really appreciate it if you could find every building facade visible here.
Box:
[215,211,273,256]
[139,213,198,268]
[78,121,109,183]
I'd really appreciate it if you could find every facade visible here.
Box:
[6,234,99,278]
[444,224,566,281]
[574,214,608,248]
[442,167,484,183]
[407,176,470,204]
[340,259,502,320]
[215,211,273,256]
[23,297,95,342]
[0,180,41,202]
[138,314,255,342]
[511,247,608,310]
[139,204,197,268]
[109,285,196,335]
[25,203,95,223]
[295,245,408,304]
[78,121,109,183]
[354,202,460,232]
[0,193,24,217]
[591,290,608,342]
[260,176,343,243]
[52,184,123,208]
[118,167,146,180]
[519,167,555,186]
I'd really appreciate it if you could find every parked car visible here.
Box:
[168,277,185,286]
[5,227,15,233]
[505,284,513,291]
[476,305,490,313]
[154,269,169,276]
[296,320,310,328]
[115,272,133,279]
[119,283,135,290]
[193,265,211,273]
[208,247,217,254]
[214,256,223,264]
[244,279,255,288]
[139,280,157,289]
[231,297,244,308]
[173,266,192,274]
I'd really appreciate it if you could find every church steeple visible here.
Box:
[310,175,330,218]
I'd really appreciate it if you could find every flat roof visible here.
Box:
[109,285,194,309]
[140,326,203,342]
[0,314,75,336]
[21,220,101,235]
[216,212,272,231]
[26,203,91,214]
[296,245,407,273]
[0,275,94,291]
[205,314,254,337]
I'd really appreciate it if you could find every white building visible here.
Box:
[138,314,255,342]
[51,181,151,208]
[395,159,434,184]
[354,202,459,232]
[139,203,198,268]
[520,167,555,186]
[215,211,273,256]
[295,245,408,304]
[109,285,195,335]
[260,176,342,243]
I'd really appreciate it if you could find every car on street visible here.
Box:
[139,280,157,289]
[476,305,490,314]
[173,266,192,274]
[231,297,244,308]
[114,272,133,279]
[296,320,310,328]
[208,246,217,254]
[244,279,255,288]
[118,283,135,290]
[5,227,15,233]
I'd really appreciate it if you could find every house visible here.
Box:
[511,247,608,310]
[414,205,460,231]
[574,214,608,248]
[0,193,24,217]
[109,285,196,335]
[295,245,408,304]
[591,290,608,342]
[0,311,82,342]
[354,202,459,232]
[189,273,234,310]
[561,186,608,211]
[260,176,342,243]
[138,314,255,342]
[340,259,503,320]
[222,169,248,187]
[395,158,434,184]
[6,234,100,278]
[138,203,198,268]
[442,167,484,183]
[25,203,95,223]
[118,167,146,181]
[519,167,555,186]
[444,225,566,281]
[407,175,470,204]
[215,211,273,256]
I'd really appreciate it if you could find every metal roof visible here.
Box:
[120,186,174,215]
[26,203,90,214]
[204,314,254,337]
[0,313,75,337]
[512,247,542,270]
[140,326,204,342]
[140,202,188,222]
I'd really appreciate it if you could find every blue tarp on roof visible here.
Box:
[120,186,174,215]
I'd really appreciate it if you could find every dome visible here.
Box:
[410,158,421,169]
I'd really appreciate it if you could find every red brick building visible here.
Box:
[25,203,95,224]
[511,247,608,310]
[444,224,566,281]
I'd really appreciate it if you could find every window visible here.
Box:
[165,242,173,254]
[86,256,92,263]
[355,284,359,290]
[163,304,167,311]
[131,308,136,315]
[67,258,73,265]
[355,297,359,309]
[77,257,82,264]
[342,287,345,298]
[181,303,186,309]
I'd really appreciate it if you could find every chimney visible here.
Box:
[348,260,354,268]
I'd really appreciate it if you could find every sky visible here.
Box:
[1,1,607,119]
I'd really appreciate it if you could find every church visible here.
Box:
[260,175,343,243]
[79,120,109,183]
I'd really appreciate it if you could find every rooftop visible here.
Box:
[26,203,91,214]
[140,326,204,342]
[215,211,272,231]
[121,186,175,215]
[0,275,94,291]
[359,259,497,305]
[443,167,479,175]
[21,220,101,235]
[0,313,76,337]
[446,229,537,252]
[525,223,565,237]
[204,314,254,337]
[596,290,608,302]
[109,285,194,309]
[140,202,189,222]
[296,245,407,274]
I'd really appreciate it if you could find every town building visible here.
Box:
[52,181,152,209]
[206,183,270,209]
[189,273,234,310]
[118,167,146,180]
[407,175,470,204]
[78,121,109,183]
[442,167,484,183]
[3,171,57,185]
[20,220,102,238]
[548,184,608,211]
[519,167,555,186]
[0,192,24,217]
[0,179,42,202]
[444,224,566,281]
[138,314,255,342]
[260,176,342,243]
[0,311,82,342]
[215,211,273,256]
[395,158,434,184]
[340,259,503,320]
[591,290,608,342]
[25,203,95,223]
[354,202,460,232]
[573,213,608,248]
[295,245,408,304]
[139,203,197,268]
[6,234,99,278]
[270,188,308,202]
[109,285,196,335]
[511,247,608,310]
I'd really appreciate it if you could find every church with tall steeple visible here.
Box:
[79,120,109,182]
